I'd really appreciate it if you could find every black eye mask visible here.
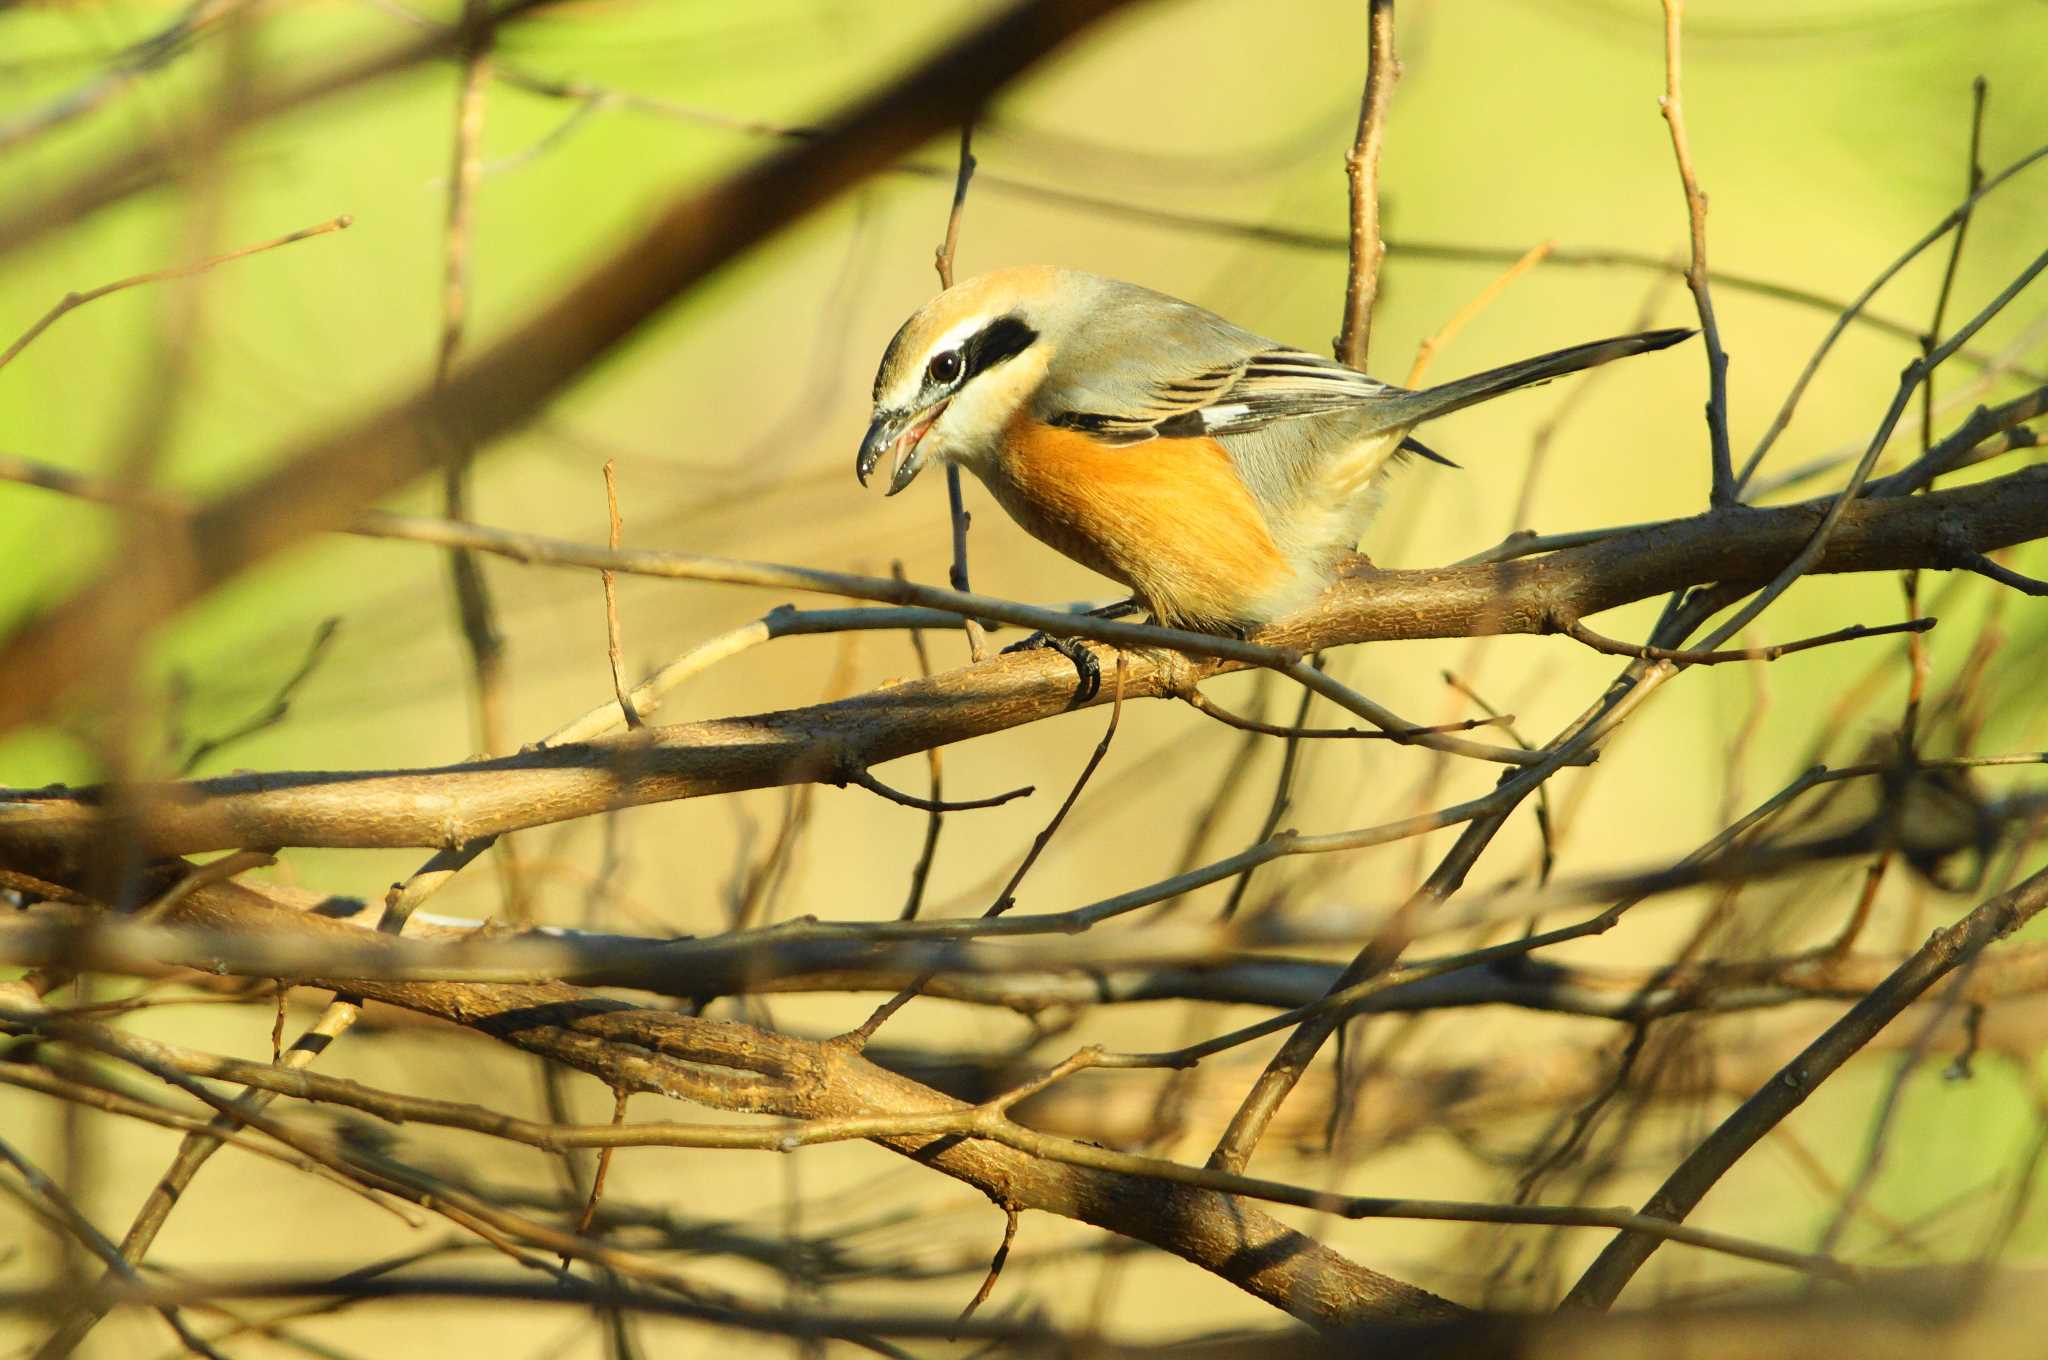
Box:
[951,313,1037,390]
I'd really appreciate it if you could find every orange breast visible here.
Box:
[980,416,1293,630]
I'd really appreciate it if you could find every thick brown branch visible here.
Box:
[4,465,2044,861]
[22,871,1462,1332]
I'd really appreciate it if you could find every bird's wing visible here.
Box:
[1044,339,1405,446]
[1200,348,1403,435]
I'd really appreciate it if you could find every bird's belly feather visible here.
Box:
[981,420,1299,630]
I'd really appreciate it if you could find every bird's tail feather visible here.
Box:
[1382,327,1693,429]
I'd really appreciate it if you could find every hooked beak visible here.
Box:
[857,401,947,497]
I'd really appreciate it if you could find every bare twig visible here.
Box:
[1953,550,2048,597]
[1181,687,1505,740]
[1735,140,2048,492]
[842,768,1033,814]
[953,1208,1018,1333]
[934,121,992,664]
[987,652,1128,917]
[1921,77,1991,453]
[842,655,1129,1046]
[0,1133,226,1360]
[1656,0,1735,505]
[175,618,341,775]
[600,460,642,728]
[1403,240,1554,386]
[1564,863,2048,1309]
[1558,616,1934,666]
[1217,673,1316,922]
[0,214,352,373]
[934,122,976,291]
[895,567,947,921]
[1336,0,1399,369]
[572,1089,631,1239]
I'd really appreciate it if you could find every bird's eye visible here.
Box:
[927,350,962,386]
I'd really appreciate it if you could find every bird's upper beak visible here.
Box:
[857,400,947,497]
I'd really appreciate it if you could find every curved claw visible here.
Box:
[1001,631,1102,707]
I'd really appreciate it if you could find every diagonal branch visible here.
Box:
[1564,863,2048,1309]
[0,0,1149,738]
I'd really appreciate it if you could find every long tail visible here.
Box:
[1381,327,1693,429]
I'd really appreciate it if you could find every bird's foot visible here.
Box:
[1002,630,1102,707]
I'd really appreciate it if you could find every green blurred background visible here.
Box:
[4,0,2048,1351]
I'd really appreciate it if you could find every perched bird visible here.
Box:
[859,266,1688,661]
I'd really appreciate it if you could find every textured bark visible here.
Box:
[4,464,2044,861]
[15,862,1461,1331]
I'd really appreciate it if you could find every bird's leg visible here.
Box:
[1001,630,1102,706]
[999,597,1137,707]
[1082,595,1142,620]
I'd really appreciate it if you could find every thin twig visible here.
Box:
[1403,240,1554,386]
[895,565,947,921]
[0,1134,227,1360]
[1559,616,1934,666]
[1953,551,2048,597]
[843,768,1033,815]
[1735,140,2048,492]
[1657,0,1734,506]
[842,656,1128,1047]
[934,120,991,663]
[1336,0,1399,369]
[1564,863,2048,1309]
[131,850,276,926]
[953,1208,1018,1334]
[599,460,642,728]
[987,652,1127,917]
[1181,686,1505,740]
[175,617,341,775]
[0,214,351,373]
[572,1089,630,1240]
[934,121,976,291]
[429,8,532,940]
[1921,77,1991,453]
[1218,673,1316,922]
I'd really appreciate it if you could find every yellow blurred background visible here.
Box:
[3,0,2047,1352]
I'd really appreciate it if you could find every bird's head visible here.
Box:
[858,267,1073,495]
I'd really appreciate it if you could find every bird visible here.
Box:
[858,266,1690,692]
